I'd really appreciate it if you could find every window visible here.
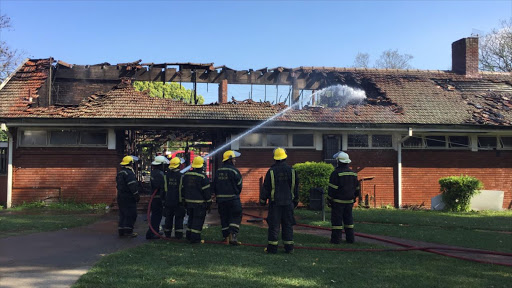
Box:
[81,132,108,145]
[292,134,314,147]
[448,136,469,148]
[240,133,263,147]
[478,136,497,149]
[19,129,108,147]
[0,147,6,174]
[425,136,446,148]
[267,134,287,147]
[50,130,79,145]
[372,135,392,148]
[500,136,512,149]
[402,137,424,148]
[20,130,47,146]
[348,134,368,148]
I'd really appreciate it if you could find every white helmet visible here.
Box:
[152,155,170,165]
[333,151,351,163]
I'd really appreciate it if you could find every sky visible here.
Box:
[1,0,511,103]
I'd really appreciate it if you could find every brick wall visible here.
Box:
[402,150,512,209]
[12,147,120,205]
[0,175,6,206]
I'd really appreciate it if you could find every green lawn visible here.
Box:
[74,225,512,288]
[0,202,107,238]
[295,208,512,252]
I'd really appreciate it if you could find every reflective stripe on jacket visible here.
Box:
[213,163,242,203]
[327,166,360,203]
[182,169,212,206]
[261,161,299,206]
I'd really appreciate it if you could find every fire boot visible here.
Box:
[284,244,294,254]
[345,228,355,243]
[265,244,278,254]
[229,233,241,246]
[175,230,183,240]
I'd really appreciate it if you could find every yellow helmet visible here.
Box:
[191,156,204,169]
[273,147,287,160]
[222,150,241,162]
[169,157,184,169]
[120,155,134,166]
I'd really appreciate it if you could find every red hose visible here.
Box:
[145,194,512,266]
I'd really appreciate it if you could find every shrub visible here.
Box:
[292,161,334,207]
[439,175,483,212]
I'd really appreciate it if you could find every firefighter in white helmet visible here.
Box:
[116,155,140,237]
[213,150,243,245]
[327,151,360,243]
[146,155,170,240]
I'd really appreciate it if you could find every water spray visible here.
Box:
[180,84,367,173]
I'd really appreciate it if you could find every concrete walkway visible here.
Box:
[0,215,147,288]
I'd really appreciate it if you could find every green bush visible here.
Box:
[293,161,334,207]
[439,175,483,212]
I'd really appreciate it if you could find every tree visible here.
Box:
[480,20,512,72]
[352,52,370,68]
[0,14,24,82]
[375,49,414,69]
[133,81,205,104]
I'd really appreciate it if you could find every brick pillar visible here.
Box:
[452,37,479,77]
[218,79,228,103]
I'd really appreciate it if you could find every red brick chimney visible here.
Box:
[218,79,228,103]
[452,37,479,77]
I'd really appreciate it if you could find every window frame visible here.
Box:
[18,128,109,148]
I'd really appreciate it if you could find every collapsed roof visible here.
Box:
[0,58,511,128]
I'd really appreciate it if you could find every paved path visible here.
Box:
[0,215,147,288]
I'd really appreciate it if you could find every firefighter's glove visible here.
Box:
[259,199,266,206]
[134,193,141,203]
[206,202,212,213]
[327,200,332,208]
[293,201,298,209]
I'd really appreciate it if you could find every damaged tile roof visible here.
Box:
[0,58,511,127]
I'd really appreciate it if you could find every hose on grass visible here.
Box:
[146,190,512,266]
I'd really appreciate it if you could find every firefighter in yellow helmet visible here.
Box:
[116,155,140,237]
[163,157,186,239]
[182,156,212,243]
[213,150,243,245]
[146,155,170,240]
[327,151,360,243]
[260,147,299,254]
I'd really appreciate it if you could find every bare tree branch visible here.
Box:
[352,52,370,68]
[0,14,24,82]
[480,20,512,72]
[375,49,414,69]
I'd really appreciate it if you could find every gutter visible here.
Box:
[397,128,413,208]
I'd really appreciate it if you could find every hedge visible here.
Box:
[292,161,334,207]
[439,175,483,212]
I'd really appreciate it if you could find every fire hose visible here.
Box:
[146,189,512,267]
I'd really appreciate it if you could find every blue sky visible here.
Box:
[1,0,510,103]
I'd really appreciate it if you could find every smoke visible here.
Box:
[315,84,367,107]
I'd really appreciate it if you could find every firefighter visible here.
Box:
[213,150,243,245]
[260,147,299,254]
[327,151,360,244]
[163,157,186,239]
[182,156,212,244]
[146,155,169,240]
[116,155,140,237]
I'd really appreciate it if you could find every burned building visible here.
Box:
[0,37,511,209]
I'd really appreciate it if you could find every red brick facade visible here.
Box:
[12,147,119,205]
[236,149,512,209]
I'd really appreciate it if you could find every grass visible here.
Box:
[74,224,512,288]
[295,208,512,252]
[0,201,108,238]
